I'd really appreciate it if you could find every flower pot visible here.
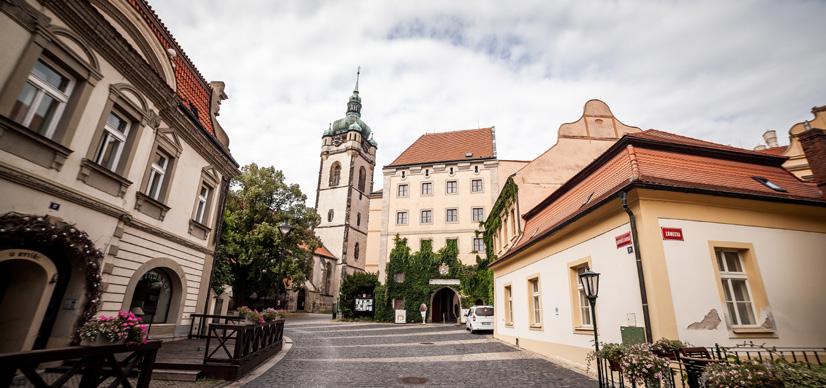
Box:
[608,359,623,372]
[80,337,124,346]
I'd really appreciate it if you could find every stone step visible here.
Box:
[153,369,203,382]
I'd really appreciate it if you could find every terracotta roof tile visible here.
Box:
[388,128,495,166]
[314,245,337,260]
[498,130,824,264]
[756,146,788,156]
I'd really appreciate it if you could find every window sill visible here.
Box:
[504,322,514,328]
[0,115,72,171]
[529,323,543,331]
[188,219,212,240]
[730,327,777,338]
[78,159,132,197]
[573,326,595,335]
[135,191,171,221]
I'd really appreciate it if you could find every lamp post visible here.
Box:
[579,268,602,386]
[277,221,291,309]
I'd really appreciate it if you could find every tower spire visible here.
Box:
[354,66,360,93]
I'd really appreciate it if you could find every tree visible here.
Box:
[339,272,379,319]
[213,163,320,307]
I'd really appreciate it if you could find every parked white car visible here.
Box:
[465,305,494,333]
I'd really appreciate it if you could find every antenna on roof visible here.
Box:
[354,66,360,93]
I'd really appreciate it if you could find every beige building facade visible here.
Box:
[367,127,527,283]
[0,0,237,353]
[753,105,826,181]
[491,128,826,370]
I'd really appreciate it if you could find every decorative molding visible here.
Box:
[77,158,133,197]
[188,219,211,240]
[0,116,72,171]
[134,191,171,221]
[0,161,213,255]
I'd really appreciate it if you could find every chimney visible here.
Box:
[762,130,779,148]
[798,126,826,198]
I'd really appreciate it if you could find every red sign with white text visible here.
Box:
[615,232,632,248]
[661,227,684,241]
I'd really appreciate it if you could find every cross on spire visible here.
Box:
[354,66,360,93]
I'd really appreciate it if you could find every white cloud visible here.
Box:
[150,0,826,203]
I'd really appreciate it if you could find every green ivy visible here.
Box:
[376,236,494,322]
[338,272,379,319]
[483,176,518,260]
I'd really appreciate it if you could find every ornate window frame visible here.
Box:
[135,128,182,221]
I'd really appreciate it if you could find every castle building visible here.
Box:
[0,0,238,352]
[306,73,377,309]
[365,127,528,284]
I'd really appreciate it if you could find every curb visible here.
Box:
[491,336,596,381]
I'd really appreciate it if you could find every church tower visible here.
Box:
[315,69,377,286]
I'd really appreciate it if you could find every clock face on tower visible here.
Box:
[333,135,345,146]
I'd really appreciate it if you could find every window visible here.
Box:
[472,207,485,222]
[420,239,432,250]
[10,59,74,139]
[445,238,458,249]
[358,166,367,192]
[397,184,409,197]
[752,176,786,192]
[356,213,361,227]
[146,150,170,201]
[329,162,341,186]
[421,209,432,224]
[504,285,513,325]
[576,266,593,327]
[511,208,517,235]
[354,243,360,261]
[194,184,211,224]
[424,169,430,177]
[446,208,458,223]
[449,167,455,175]
[324,262,333,294]
[528,276,542,327]
[129,269,173,324]
[401,170,406,179]
[471,179,483,193]
[328,209,334,222]
[716,249,756,326]
[446,180,458,194]
[396,211,408,225]
[473,237,485,253]
[393,298,405,310]
[474,165,480,174]
[421,182,433,196]
[94,111,130,172]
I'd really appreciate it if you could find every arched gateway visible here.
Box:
[0,213,103,352]
[429,287,461,323]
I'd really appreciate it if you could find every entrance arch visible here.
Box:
[0,250,58,353]
[430,287,460,323]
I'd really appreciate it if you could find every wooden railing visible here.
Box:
[201,319,285,380]
[0,340,161,388]
[188,313,244,339]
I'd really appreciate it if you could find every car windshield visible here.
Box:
[475,307,493,316]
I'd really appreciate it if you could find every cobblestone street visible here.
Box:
[245,313,593,387]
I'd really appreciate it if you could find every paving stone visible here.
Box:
[245,313,594,387]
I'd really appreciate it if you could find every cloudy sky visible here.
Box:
[151,0,826,204]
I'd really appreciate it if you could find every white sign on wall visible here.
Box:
[395,309,406,324]
[429,279,460,285]
[355,298,373,312]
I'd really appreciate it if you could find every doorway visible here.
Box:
[0,251,59,353]
[430,287,459,323]
[297,289,306,311]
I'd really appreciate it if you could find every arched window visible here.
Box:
[324,262,333,294]
[358,166,366,192]
[327,209,334,222]
[329,162,341,187]
[356,213,361,227]
[129,268,173,323]
[353,242,360,261]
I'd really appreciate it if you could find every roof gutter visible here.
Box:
[620,191,652,343]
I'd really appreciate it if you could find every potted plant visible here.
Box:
[79,311,147,346]
[700,360,782,387]
[586,343,626,372]
[262,308,281,323]
[620,344,672,386]
[651,338,688,360]
[237,306,265,325]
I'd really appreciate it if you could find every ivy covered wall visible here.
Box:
[374,236,493,322]
[483,176,518,260]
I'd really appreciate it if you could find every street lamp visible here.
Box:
[579,268,602,385]
[279,220,292,236]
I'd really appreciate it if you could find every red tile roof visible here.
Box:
[314,245,337,260]
[496,129,824,265]
[127,0,215,135]
[388,128,495,167]
[757,146,788,156]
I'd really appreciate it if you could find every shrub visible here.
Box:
[339,272,379,319]
[773,360,826,387]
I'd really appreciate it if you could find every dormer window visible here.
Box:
[752,176,786,192]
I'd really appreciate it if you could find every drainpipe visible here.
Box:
[202,177,231,318]
[620,191,653,343]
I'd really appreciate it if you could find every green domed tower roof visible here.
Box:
[323,68,377,146]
